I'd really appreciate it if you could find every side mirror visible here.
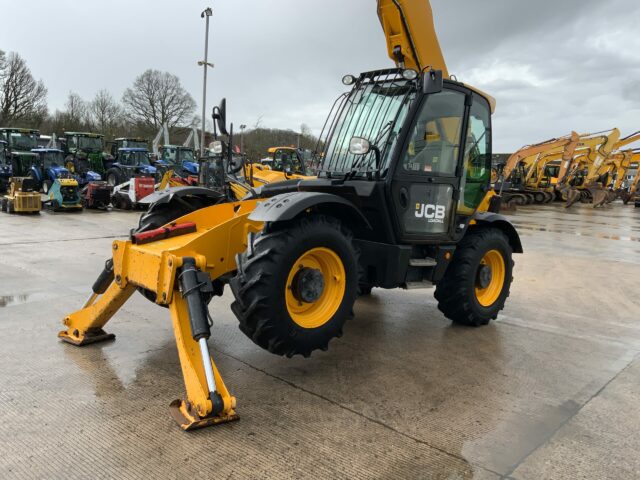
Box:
[423,69,443,94]
[211,140,223,154]
[349,137,371,155]
[212,98,228,136]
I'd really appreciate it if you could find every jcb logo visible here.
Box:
[415,203,446,223]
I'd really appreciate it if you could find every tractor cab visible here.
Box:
[30,148,72,193]
[105,148,156,186]
[112,137,148,152]
[62,132,108,177]
[0,128,39,178]
[297,69,496,245]
[159,145,199,176]
[265,147,309,175]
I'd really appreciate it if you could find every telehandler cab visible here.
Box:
[59,0,522,431]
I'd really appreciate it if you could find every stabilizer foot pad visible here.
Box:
[169,399,239,431]
[58,328,116,346]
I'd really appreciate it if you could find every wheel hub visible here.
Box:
[292,267,325,303]
[476,264,492,289]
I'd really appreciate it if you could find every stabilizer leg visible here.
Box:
[59,259,135,346]
[168,258,238,430]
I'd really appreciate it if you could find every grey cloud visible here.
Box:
[1,0,639,152]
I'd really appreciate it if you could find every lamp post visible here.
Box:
[239,124,247,153]
[199,7,213,157]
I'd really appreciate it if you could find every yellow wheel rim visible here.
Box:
[475,249,506,307]
[285,247,346,329]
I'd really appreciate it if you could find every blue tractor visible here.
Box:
[156,145,199,179]
[29,148,101,193]
[105,148,157,186]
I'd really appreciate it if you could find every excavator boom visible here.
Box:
[501,132,580,184]
[377,0,448,76]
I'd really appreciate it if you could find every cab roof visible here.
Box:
[267,146,297,153]
[164,145,193,150]
[31,148,64,153]
[118,147,149,152]
[65,132,104,138]
[0,127,40,134]
[115,137,147,142]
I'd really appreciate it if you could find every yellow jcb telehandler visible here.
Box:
[59,0,523,431]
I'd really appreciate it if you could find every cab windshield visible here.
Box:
[9,132,38,150]
[77,137,104,152]
[120,151,150,166]
[43,152,65,169]
[179,149,196,163]
[318,71,417,178]
[119,140,147,149]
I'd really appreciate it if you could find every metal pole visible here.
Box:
[201,14,210,157]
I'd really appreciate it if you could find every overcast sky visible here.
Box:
[2,0,640,151]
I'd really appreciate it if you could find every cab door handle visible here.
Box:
[399,188,409,209]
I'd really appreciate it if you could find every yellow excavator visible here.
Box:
[562,129,621,207]
[59,0,523,431]
[495,132,579,207]
[623,154,640,205]
[598,149,636,204]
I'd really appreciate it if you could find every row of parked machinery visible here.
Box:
[0,124,314,214]
[493,129,640,208]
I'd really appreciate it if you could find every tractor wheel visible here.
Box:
[43,180,52,194]
[434,228,513,327]
[1,198,7,212]
[106,168,123,187]
[230,215,359,357]
[8,200,15,214]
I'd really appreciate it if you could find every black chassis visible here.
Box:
[247,77,522,290]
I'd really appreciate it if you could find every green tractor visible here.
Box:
[0,128,39,188]
[62,132,111,179]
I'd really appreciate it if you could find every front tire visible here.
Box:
[435,228,513,327]
[230,215,359,357]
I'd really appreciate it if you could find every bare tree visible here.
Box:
[89,89,121,134]
[122,69,196,129]
[0,51,48,125]
[62,92,89,131]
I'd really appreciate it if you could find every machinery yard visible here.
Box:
[0,202,638,479]
[2,1,640,479]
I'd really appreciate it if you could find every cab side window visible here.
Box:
[458,94,491,213]
[402,90,466,176]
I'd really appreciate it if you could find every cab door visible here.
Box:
[390,86,471,243]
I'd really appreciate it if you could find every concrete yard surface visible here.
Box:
[0,203,639,479]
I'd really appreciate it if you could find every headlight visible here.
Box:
[342,74,356,86]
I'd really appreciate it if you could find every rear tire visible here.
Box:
[230,215,359,357]
[43,180,52,194]
[1,198,7,212]
[106,168,123,187]
[435,228,513,327]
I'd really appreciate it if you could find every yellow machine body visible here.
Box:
[2,177,42,213]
